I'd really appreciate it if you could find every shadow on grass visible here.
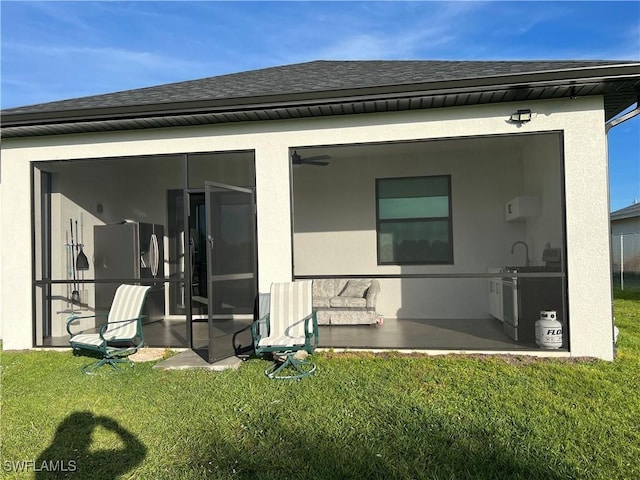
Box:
[36,411,146,479]
[613,288,640,301]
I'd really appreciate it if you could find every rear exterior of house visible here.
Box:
[1,60,639,361]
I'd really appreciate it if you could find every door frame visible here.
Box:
[204,181,257,363]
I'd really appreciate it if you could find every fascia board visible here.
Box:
[2,64,639,128]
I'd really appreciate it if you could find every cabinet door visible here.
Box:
[505,196,540,222]
[494,280,503,321]
[488,280,496,317]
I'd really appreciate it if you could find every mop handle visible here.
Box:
[70,219,76,291]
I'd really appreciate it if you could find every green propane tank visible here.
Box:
[535,310,563,349]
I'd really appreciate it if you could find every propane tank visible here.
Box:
[535,310,563,349]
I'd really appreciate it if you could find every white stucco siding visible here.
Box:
[1,154,33,349]
[0,182,2,341]
[254,143,293,293]
[562,104,614,360]
[0,96,614,358]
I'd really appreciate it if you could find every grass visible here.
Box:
[1,293,639,480]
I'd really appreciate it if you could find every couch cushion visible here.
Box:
[313,297,331,308]
[313,279,336,299]
[335,279,349,295]
[330,296,367,308]
[339,279,371,298]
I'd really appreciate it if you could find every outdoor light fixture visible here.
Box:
[510,109,533,124]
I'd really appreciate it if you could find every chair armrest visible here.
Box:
[251,316,269,345]
[98,317,143,341]
[304,311,319,349]
[99,317,141,325]
[304,311,319,337]
[66,314,97,336]
[365,280,380,309]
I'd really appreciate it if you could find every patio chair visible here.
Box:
[251,280,319,379]
[66,284,151,374]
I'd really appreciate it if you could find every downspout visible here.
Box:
[604,94,639,357]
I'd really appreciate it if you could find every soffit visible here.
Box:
[2,71,638,138]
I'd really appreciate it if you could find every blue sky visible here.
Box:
[1,1,638,210]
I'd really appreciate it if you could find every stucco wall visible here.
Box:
[0,181,2,341]
[0,96,614,358]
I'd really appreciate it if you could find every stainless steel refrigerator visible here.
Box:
[94,222,165,323]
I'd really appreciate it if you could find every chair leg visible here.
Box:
[265,353,316,380]
[81,356,134,375]
[82,358,108,375]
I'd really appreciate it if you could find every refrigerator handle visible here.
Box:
[150,233,159,277]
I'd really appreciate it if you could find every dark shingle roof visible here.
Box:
[3,60,634,115]
[2,60,639,138]
[611,202,640,220]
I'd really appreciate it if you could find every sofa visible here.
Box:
[312,278,380,325]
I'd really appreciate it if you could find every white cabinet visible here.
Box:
[488,278,503,321]
[505,196,540,222]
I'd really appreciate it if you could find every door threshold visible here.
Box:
[153,349,243,371]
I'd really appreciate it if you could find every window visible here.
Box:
[376,175,453,264]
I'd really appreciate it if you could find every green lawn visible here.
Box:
[2,293,639,480]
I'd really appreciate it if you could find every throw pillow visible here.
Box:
[339,279,371,298]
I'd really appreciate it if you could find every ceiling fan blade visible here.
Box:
[291,150,331,166]
[302,154,332,162]
[302,159,330,166]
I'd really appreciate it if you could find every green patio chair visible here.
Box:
[66,284,151,374]
[251,280,319,379]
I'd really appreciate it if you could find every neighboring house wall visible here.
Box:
[0,96,614,359]
[611,217,640,236]
[611,216,640,275]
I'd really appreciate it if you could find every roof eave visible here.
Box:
[611,213,640,221]
[3,64,639,129]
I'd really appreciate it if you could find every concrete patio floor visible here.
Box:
[153,348,244,371]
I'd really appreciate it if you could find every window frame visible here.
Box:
[375,174,454,265]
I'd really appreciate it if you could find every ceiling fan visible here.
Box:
[291,150,331,167]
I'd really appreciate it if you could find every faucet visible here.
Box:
[511,241,530,266]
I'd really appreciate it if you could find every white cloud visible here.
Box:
[23,44,205,72]
[26,1,96,32]
[314,29,455,60]
[265,2,488,62]
[1,41,213,107]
